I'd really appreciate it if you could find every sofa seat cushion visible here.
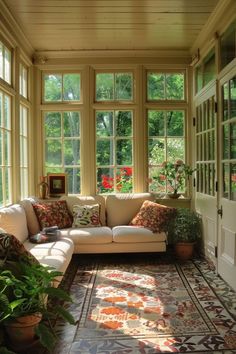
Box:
[24,237,74,258]
[112,226,166,243]
[59,226,112,245]
[34,255,71,275]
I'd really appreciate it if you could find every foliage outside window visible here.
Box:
[148,110,185,194]
[195,50,216,93]
[96,110,133,193]
[43,73,81,102]
[96,72,133,101]
[220,23,236,70]
[19,63,28,98]
[147,72,185,100]
[0,41,11,84]
[20,104,28,198]
[44,111,81,194]
[222,76,236,200]
[0,91,12,206]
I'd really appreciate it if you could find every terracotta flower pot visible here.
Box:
[5,313,42,347]
[175,242,195,261]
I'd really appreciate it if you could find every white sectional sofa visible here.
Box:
[0,193,168,279]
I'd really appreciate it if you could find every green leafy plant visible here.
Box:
[0,260,76,352]
[167,208,202,244]
[154,160,195,194]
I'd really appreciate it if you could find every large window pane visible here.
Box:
[147,73,164,100]
[44,73,81,102]
[63,74,81,101]
[20,63,28,98]
[167,111,184,136]
[115,73,132,100]
[116,139,132,165]
[167,138,184,162]
[96,73,113,101]
[0,41,11,84]
[148,111,164,136]
[96,140,113,165]
[166,73,184,100]
[44,111,81,194]
[116,111,132,136]
[64,112,80,137]
[45,140,62,166]
[220,24,236,69]
[66,167,81,194]
[0,91,12,206]
[64,140,80,165]
[97,167,114,193]
[45,112,61,137]
[230,122,236,159]
[96,111,113,137]
[148,109,185,194]
[44,74,62,101]
[230,77,236,118]
[96,72,133,101]
[147,72,184,101]
[96,110,133,193]
[148,139,165,165]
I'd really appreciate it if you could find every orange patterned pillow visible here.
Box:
[129,200,176,233]
[33,200,72,230]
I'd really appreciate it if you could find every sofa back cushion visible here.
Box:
[20,197,40,235]
[106,193,155,228]
[0,204,28,243]
[60,195,106,226]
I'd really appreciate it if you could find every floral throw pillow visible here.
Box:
[33,200,72,230]
[129,200,176,233]
[72,204,101,228]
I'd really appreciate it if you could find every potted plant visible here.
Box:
[0,259,75,352]
[167,208,202,260]
[153,160,195,198]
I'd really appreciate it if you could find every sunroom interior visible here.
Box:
[0,0,236,291]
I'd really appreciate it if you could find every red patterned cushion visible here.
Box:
[33,200,72,230]
[129,200,176,233]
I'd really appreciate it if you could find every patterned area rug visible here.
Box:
[54,254,236,354]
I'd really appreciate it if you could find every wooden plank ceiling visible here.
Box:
[3,0,220,53]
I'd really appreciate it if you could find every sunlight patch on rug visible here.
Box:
[55,260,236,353]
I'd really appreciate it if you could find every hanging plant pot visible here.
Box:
[175,242,195,261]
[4,313,42,349]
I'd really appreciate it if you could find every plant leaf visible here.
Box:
[45,287,72,302]
[54,305,76,325]
[35,322,56,351]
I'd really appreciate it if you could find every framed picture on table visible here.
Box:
[47,173,68,197]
